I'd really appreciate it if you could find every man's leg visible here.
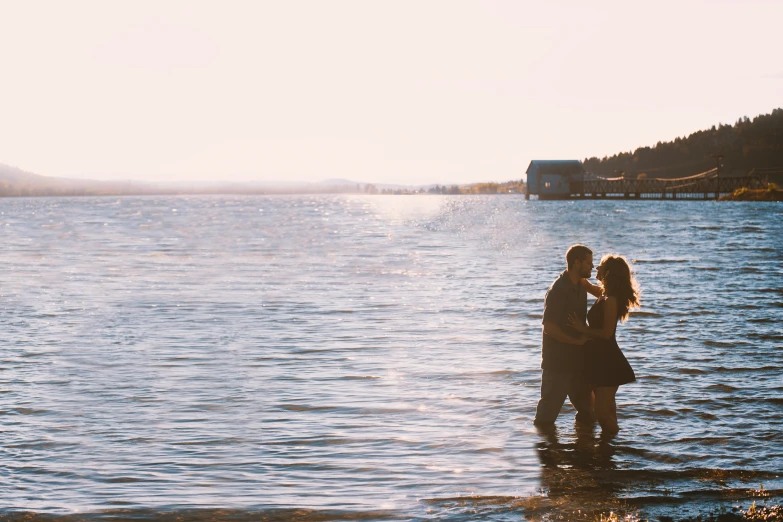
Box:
[568,373,594,423]
[534,369,569,425]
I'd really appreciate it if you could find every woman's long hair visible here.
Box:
[600,254,640,322]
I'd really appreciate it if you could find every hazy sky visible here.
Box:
[1,0,781,185]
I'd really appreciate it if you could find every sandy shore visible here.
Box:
[720,184,783,201]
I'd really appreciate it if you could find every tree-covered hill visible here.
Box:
[583,108,783,179]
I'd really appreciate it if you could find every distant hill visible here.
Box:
[0,164,425,197]
[0,163,162,196]
[583,108,783,179]
[318,178,361,186]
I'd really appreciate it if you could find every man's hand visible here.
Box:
[567,312,589,334]
[543,321,587,346]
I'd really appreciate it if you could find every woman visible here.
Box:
[568,254,640,435]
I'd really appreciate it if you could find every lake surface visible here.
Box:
[0,195,781,520]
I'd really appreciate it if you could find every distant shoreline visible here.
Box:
[0,190,523,198]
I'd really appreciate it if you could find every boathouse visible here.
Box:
[525,160,585,199]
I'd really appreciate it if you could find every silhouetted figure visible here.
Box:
[570,255,640,435]
[534,244,593,426]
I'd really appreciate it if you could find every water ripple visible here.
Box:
[0,195,781,519]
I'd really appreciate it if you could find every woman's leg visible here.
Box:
[593,386,619,434]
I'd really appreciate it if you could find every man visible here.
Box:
[533,244,594,426]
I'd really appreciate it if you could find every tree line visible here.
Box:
[582,108,783,178]
[421,181,525,194]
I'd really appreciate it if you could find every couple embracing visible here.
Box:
[533,244,640,435]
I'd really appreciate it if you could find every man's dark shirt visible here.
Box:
[541,270,587,372]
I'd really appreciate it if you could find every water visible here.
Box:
[0,195,781,520]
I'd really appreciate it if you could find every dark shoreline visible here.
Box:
[1,497,780,522]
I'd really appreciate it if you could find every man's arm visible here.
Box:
[569,297,618,340]
[543,321,587,345]
[542,281,586,345]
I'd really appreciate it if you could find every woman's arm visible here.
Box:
[581,278,603,298]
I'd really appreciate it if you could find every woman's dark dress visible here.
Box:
[584,297,636,387]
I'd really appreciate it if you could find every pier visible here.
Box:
[525,160,769,200]
[572,169,766,200]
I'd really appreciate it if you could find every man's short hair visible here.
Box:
[566,244,592,269]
